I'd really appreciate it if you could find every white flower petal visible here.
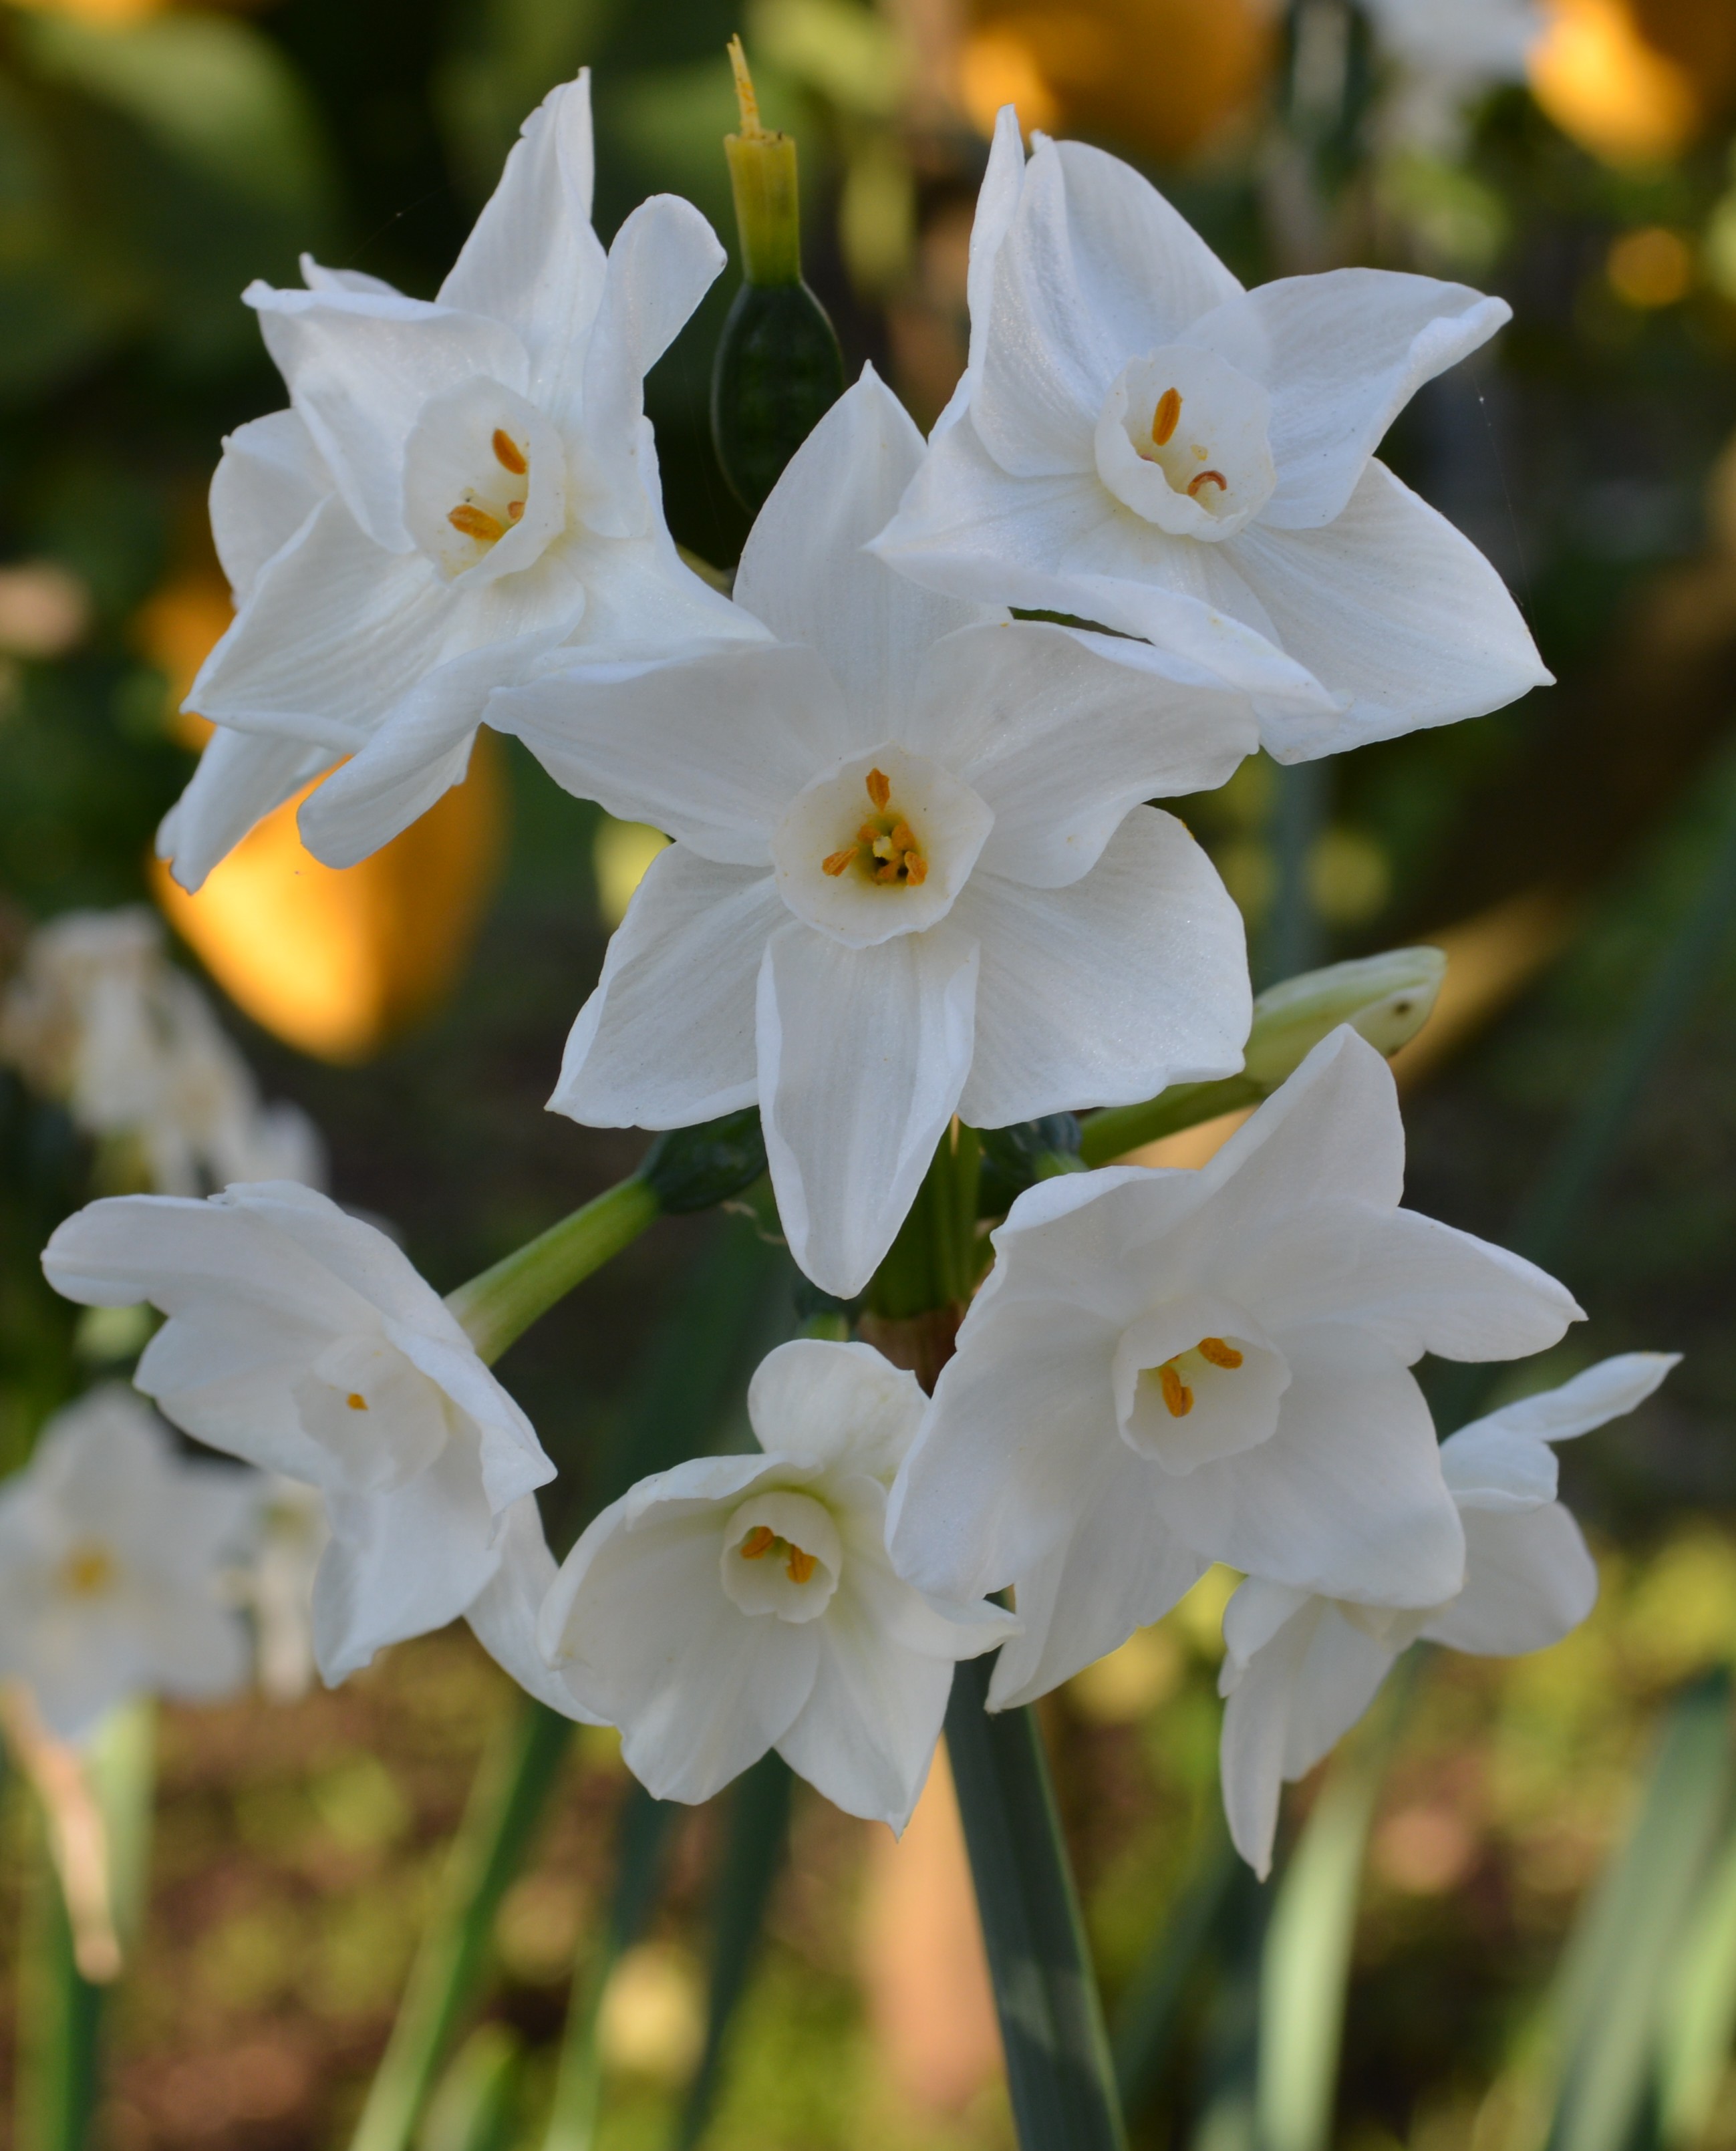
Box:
[1184,269,1509,530]
[464,1494,601,1720]
[210,408,331,603]
[1193,1026,1409,1220]
[756,919,979,1298]
[1229,459,1552,760]
[985,1452,1205,1709]
[247,284,530,552]
[577,195,726,538]
[973,139,1241,480]
[438,71,607,428]
[1452,1351,1679,1451]
[550,848,781,1128]
[491,640,847,863]
[745,1338,927,1479]
[1423,1503,1597,1654]
[736,369,998,747]
[1158,1322,1465,1605]
[156,726,332,894]
[930,101,1026,437]
[918,620,1258,887]
[957,807,1250,1128]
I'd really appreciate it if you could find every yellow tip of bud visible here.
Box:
[728,33,770,140]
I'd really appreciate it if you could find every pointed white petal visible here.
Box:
[490,639,846,863]
[1423,1503,1597,1655]
[577,196,726,537]
[1193,1026,1409,1222]
[736,369,998,746]
[918,620,1258,887]
[957,807,1250,1128]
[210,409,330,603]
[551,848,781,1129]
[929,101,1025,436]
[1230,460,1552,760]
[156,726,331,893]
[384,1320,551,1514]
[464,1495,601,1720]
[777,1592,956,1830]
[756,920,978,1298]
[247,283,529,551]
[745,1338,927,1478]
[438,71,607,424]
[1185,269,1509,529]
[1451,1352,1679,1451]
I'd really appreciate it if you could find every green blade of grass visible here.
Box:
[1111,1807,1239,2118]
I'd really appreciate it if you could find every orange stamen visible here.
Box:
[740,1526,777,1561]
[1151,387,1181,447]
[506,499,525,523]
[1159,1364,1192,1417]
[865,768,891,811]
[822,849,855,877]
[1187,470,1227,499]
[347,1393,368,1411]
[448,503,505,542]
[786,1546,817,1584]
[903,855,928,886]
[1198,1336,1243,1370]
[492,429,529,475]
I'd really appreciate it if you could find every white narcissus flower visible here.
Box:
[40,1183,553,1684]
[159,69,754,891]
[871,111,1550,762]
[494,368,1258,1296]
[1218,1350,1675,1876]
[0,1385,257,1738]
[535,1340,1016,1829]
[887,1027,1583,1711]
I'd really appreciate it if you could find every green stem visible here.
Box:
[349,1703,573,2151]
[446,1179,660,1367]
[15,1858,102,2151]
[1079,1076,1265,1169]
[945,1657,1128,2151]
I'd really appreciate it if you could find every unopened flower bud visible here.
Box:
[1241,947,1446,1089]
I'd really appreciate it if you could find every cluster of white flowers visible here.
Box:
[1,906,324,1195]
[26,71,1674,1856]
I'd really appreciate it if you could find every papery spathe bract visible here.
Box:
[158,69,758,892]
[40,1182,553,1685]
[531,1339,1015,1829]
[887,1028,1584,1711]
[0,1385,258,1739]
[871,110,1550,762]
[492,368,1258,1296]
[1217,1350,1675,1875]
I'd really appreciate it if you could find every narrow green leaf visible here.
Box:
[420,2024,523,2151]
[1657,1824,1736,2144]
[674,1750,795,2149]
[1183,1865,1270,2151]
[1111,1808,1239,2116]
[14,1848,102,2151]
[1544,1673,1734,2151]
[349,1703,573,2151]
[945,1655,1128,2151]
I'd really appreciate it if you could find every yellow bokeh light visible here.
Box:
[1530,0,1700,165]
[1606,224,1695,307]
[958,26,1059,137]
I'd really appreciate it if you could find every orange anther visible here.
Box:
[875,861,901,883]
[865,768,891,811]
[492,428,529,475]
[740,1526,777,1560]
[822,849,855,877]
[1186,470,1227,499]
[903,855,928,887]
[1159,1364,1192,1417]
[507,499,525,523]
[889,821,917,854]
[1198,1336,1243,1370]
[347,1392,369,1411]
[1151,387,1181,447]
[448,503,505,542]
[786,1546,817,1584]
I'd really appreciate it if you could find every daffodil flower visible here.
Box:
[494,368,1258,1296]
[871,110,1550,762]
[0,1385,257,1738]
[887,1028,1583,1710]
[1217,1350,1676,1875]
[533,1340,1016,1829]
[159,69,754,891]
[41,1183,553,1683]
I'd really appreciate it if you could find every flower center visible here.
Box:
[1143,1335,1245,1419]
[446,426,530,551]
[1094,345,1276,542]
[58,1540,116,1598]
[738,1523,819,1585]
[1137,388,1228,503]
[820,767,929,889]
[720,1489,841,1622]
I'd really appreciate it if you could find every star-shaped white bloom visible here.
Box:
[0,1385,257,1739]
[159,68,755,891]
[41,1183,553,1683]
[533,1340,1015,1829]
[493,368,1258,1296]
[871,110,1551,762]
[887,1027,1583,1711]
[1218,1350,1675,1876]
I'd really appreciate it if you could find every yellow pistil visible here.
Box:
[492,428,529,476]
[1151,386,1181,447]
[448,503,505,543]
[59,1542,116,1598]
[822,769,929,887]
[347,1392,369,1411]
[1187,469,1227,499]
[740,1526,819,1584]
